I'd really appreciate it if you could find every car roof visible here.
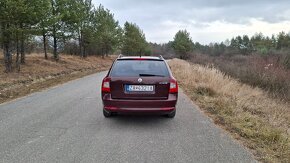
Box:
[117,55,164,61]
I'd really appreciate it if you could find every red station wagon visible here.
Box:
[101,55,178,118]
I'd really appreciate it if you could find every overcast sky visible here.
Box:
[92,0,290,44]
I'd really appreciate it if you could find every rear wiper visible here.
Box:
[139,74,165,77]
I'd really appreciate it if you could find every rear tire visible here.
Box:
[166,110,176,118]
[103,109,112,118]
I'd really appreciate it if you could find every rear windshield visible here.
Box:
[110,60,170,77]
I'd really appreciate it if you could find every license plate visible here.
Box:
[125,85,154,92]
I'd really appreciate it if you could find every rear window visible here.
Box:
[110,60,170,77]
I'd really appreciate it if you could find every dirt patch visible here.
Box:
[0,53,115,103]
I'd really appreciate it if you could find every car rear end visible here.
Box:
[101,56,178,118]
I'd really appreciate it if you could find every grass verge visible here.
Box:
[0,54,115,104]
[190,54,290,101]
[169,58,290,163]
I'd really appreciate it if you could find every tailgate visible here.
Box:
[110,77,170,100]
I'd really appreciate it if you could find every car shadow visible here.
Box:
[106,114,174,129]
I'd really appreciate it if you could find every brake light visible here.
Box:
[134,58,146,60]
[169,79,178,93]
[102,77,110,92]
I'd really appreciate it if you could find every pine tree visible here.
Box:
[121,22,148,56]
[172,30,193,59]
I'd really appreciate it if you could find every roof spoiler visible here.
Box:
[117,54,165,60]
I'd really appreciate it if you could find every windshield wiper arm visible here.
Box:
[139,74,165,77]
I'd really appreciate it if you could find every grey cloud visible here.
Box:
[95,0,290,24]
[93,0,290,43]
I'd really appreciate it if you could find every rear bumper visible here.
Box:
[102,93,177,113]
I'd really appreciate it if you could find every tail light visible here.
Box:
[102,77,111,92]
[169,79,178,93]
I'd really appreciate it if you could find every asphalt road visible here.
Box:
[0,71,256,163]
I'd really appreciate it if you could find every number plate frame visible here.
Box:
[125,85,155,92]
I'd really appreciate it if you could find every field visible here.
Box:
[0,53,115,103]
[169,59,290,162]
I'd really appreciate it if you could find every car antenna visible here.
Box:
[140,50,142,58]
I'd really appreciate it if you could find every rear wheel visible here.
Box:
[103,109,112,118]
[166,110,176,118]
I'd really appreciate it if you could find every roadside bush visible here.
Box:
[282,53,290,69]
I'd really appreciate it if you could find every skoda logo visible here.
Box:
[138,78,143,83]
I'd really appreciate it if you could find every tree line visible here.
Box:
[196,32,290,56]
[0,0,149,72]
[154,30,290,62]
[2,0,289,72]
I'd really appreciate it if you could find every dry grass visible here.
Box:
[169,58,290,162]
[190,54,290,101]
[0,53,115,103]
